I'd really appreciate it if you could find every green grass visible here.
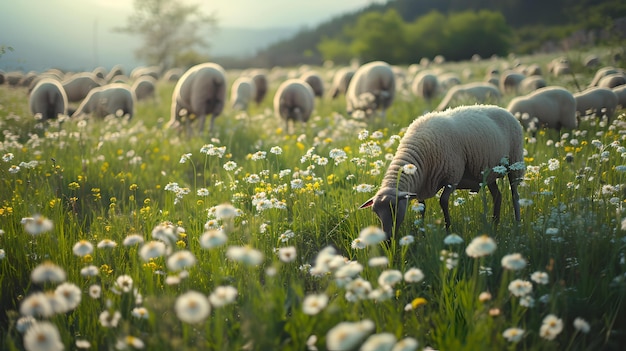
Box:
[1,49,626,350]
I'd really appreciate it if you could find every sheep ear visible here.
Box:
[359,197,375,209]
[398,192,418,200]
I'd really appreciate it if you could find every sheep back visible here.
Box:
[273,79,315,125]
[169,62,227,131]
[506,86,577,130]
[574,87,618,120]
[435,82,500,111]
[73,83,135,119]
[29,78,68,120]
[346,61,396,116]
[230,77,256,111]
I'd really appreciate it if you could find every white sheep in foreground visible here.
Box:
[360,105,524,236]
[273,78,315,133]
[168,63,227,135]
[411,71,439,105]
[346,61,396,119]
[613,85,626,108]
[435,82,501,111]
[506,86,577,131]
[131,76,157,102]
[230,77,256,111]
[574,87,619,121]
[62,73,101,102]
[72,83,135,119]
[329,67,354,99]
[300,71,325,98]
[29,78,68,121]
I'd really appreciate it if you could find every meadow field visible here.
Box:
[1,49,626,350]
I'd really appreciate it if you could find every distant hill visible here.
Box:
[247,0,626,67]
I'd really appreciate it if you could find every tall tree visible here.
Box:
[116,0,216,69]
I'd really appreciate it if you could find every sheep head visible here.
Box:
[359,191,417,240]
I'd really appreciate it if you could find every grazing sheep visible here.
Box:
[250,70,268,105]
[548,57,571,77]
[132,76,157,102]
[360,105,524,236]
[597,73,626,89]
[506,86,577,131]
[435,82,501,111]
[300,71,325,98]
[62,73,102,103]
[329,67,354,99]
[613,85,626,109]
[163,68,184,82]
[168,62,227,135]
[105,65,125,83]
[437,72,462,91]
[583,54,601,68]
[500,70,526,94]
[29,78,68,121]
[346,61,396,119]
[519,76,547,94]
[93,67,107,80]
[273,79,315,132]
[574,87,619,121]
[0,70,5,85]
[523,64,542,76]
[130,66,160,80]
[411,71,439,105]
[72,83,135,119]
[588,66,624,87]
[6,71,23,86]
[230,77,256,111]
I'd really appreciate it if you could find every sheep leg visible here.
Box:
[487,181,502,223]
[509,177,521,222]
[439,184,456,231]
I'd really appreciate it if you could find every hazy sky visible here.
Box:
[0,0,382,71]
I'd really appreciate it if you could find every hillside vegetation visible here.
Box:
[233,0,626,68]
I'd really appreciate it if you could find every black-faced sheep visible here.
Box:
[329,67,354,99]
[273,79,315,133]
[29,78,68,121]
[574,87,619,121]
[506,86,577,131]
[131,76,157,102]
[435,82,501,111]
[346,61,396,119]
[230,77,256,111]
[300,71,325,98]
[62,73,102,103]
[360,105,524,236]
[72,83,135,119]
[411,71,439,105]
[250,70,268,105]
[167,62,227,135]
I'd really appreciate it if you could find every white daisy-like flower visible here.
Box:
[501,253,527,271]
[175,290,211,324]
[115,275,134,293]
[404,268,425,283]
[368,256,389,267]
[378,269,403,287]
[302,293,329,315]
[502,327,525,342]
[465,235,497,258]
[360,332,396,351]
[402,163,417,175]
[358,226,387,246]
[399,235,415,246]
[226,246,264,265]
[99,310,122,328]
[139,241,167,261]
[278,246,297,263]
[443,233,464,245]
[73,240,94,256]
[123,234,144,246]
[326,319,374,351]
[167,250,197,271]
[200,229,228,249]
[530,271,549,285]
[54,282,82,311]
[23,321,64,351]
[209,286,238,308]
[508,279,533,297]
[573,317,590,333]
[31,261,66,284]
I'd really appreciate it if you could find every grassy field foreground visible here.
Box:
[1,53,626,350]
